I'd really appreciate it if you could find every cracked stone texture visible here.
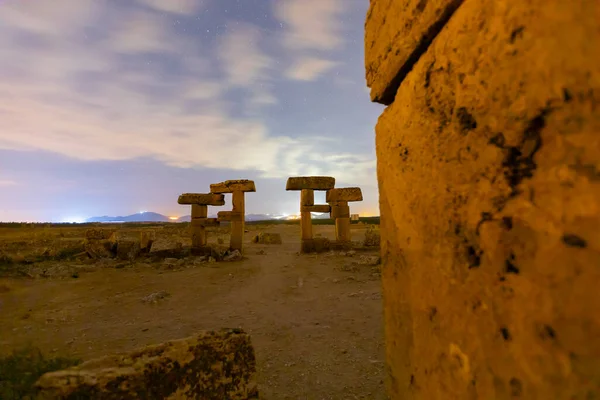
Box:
[365,0,462,105]
[369,0,600,398]
[35,329,258,399]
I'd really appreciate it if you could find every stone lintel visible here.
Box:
[191,218,220,227]
[178,193,225,206]
[210,180,256,194]
[286,176,335,191]
[217,211,244,222]
[35,329,258,399]
[326,187,363,202]
[301,205,331,213]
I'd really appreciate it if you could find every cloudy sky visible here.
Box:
[0,0,383,222]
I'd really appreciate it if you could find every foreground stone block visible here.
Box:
[178,193,225,206]
[210,180,256,193]
[36,329,258,399]
[285,176,335,191]
[370,0,600,398]
[365,0,463,105]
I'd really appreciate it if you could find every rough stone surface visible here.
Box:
[252,232,283,245]
[178,193,225,206]
[326,188,363,203]
[368,0,600,398]
[35,329,258,399]
[149,238,183,258]
[365,0,463,105]
[286,176,335,191]
[210,180,256,193]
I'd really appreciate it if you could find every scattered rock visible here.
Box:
[83,238,114,259]
[217,238,225,245]
[208,257,217,263]
[149,238,183,258]
[141,291,170,304]
[85,228,114,241]
[256,250,266,255]
[340,263,360,272]
[223,250,243,262]
[140,230,156,252]
[364,227,381,247]
[252,232,283,245]
[116,240,141,261]
[347,250,357,257]
[358,255,381,266]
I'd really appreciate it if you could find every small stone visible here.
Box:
[141,291,170,303]
[224,250,243,262]
[252,232,283,245]
[358,255,381,266]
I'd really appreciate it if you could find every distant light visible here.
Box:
[139,210,147,214]
[169,216,178,221]
[62,216,86,224]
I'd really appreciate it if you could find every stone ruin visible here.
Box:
[365,0,600,398]
[177,193,225,255]
[286,176,363,253]
[35,329,258,399]
[178,180,255,256]
[212,180,256,253]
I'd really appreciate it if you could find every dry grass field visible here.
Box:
[0,222,385,399]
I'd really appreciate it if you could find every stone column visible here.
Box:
[230,190,245,251]
[211,180,256,253]
[300,189,314,244]
[191,204,208,248]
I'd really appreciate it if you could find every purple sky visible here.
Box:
[0,0,383,222]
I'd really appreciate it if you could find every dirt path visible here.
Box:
[0,224,386,399]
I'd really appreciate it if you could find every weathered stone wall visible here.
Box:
[35,329,258,399]
[366,0,600,398]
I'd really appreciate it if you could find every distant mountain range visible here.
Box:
[85,211,331,223]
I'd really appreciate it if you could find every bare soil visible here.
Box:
[0,223,386,399]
